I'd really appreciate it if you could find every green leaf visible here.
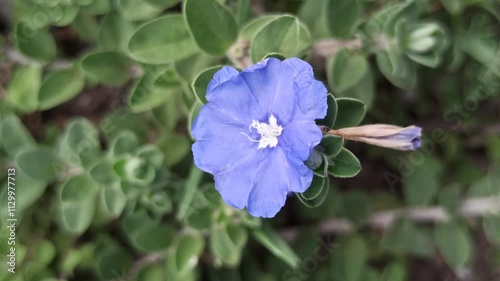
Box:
[184,0,238,55]
[96,245,133,279]
[174,53,219,82]
[98,11,134,52]
[1,115,36,157]
[145,0,181,9]
[403,164,439,206]
[326,0,359,38]
[240,15,280,40]
[434,222,472,267]
[370,2,417,38]
[333,97,365,129]
[250,15,311,63]
[320,135,343,157]
[100,183,127,218]
[7,65,41,112]
[17,147,60,182]
[34,241,56,265]
[38,66,85,110]
[376,50,417,90]
[176,165,203,221]
[176,234,205,271]
[136,145,164,168]
[59,174,99,234]
[117,0,163,21]
[165,254,196,281]
[438,183,462,215]
[192,66,223,104]
[81,51,131,86]
[137,264,167,281]
[157,134,191,167]
[52,5,79,26]
[60,118,101,167]
[484,215,500,247]
[331,235,367,281]
[328,148,361,178]
[115,156,156,186]
[0,169,47,216]
[361,267,381,281]
[81,0,110,15]
[152,93,182,131]
[486,165,500,196]
[109,130,139,156]
[128,66,178,112]
[210,223,247,266]
[251,223,300,268]
[327,49,368,93]
[141,189,172,215]
[337,66,375,109]
[340,191,369,225]
[188,101,203,139]
[136,226,176,252]
[440,0,464,16]
[298,0,330,40]
[300,175,327,200]
[186,209,214,231]
[71,12,100,43]
[128,15,199,64]
[297,176,330,207]
[381,262,406,281]
[122,211,175,252]
[316,93,337,128]
[382,219,434,257]
[15,21,56,62]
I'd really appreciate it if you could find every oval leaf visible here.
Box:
[328,148,361,178]
[184,0,238,55]
[327,49,368,93]
[7,65,41,112]
[250,15,311,62]
[17,147,60,182]
[81,51,131,86]
[434,222,472,267]
[128,15,199,64]
[326,0,360,38]
[15,21,56,62]
[38,66,85,110]
[332,97,365,129]
[192,66,223,104]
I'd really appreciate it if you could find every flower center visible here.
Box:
[242,114,283,149]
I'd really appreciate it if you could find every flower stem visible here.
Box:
[312,38,363,57]
[176,164,203,221]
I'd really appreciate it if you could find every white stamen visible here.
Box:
[243,114,283,149]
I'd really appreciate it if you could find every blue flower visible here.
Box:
[192,58,327,217]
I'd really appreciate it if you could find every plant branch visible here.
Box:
[280,196,500,241]
[312,38,363,57]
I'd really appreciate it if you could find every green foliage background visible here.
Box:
[0,0,499,280]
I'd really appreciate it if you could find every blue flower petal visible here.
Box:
[280,118,323,161]
[192,105,260,174]
[239,58,296,124]
[206,75,266,125]
[207,66,239,92]
[284,154,314,193]
[246,148,290,217]
[284,58,328,120]
[213,151,267,209]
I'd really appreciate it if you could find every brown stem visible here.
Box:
[312,38,363,57]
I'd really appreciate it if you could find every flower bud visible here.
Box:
[328,124,422,151]
[403,22,448,68]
